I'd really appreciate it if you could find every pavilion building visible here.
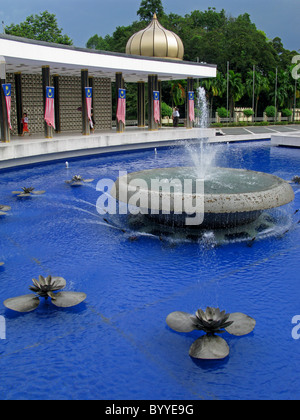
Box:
[0,14,216,142]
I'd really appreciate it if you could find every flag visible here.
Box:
[116,88,126,124]
[2,84,12,130]
[153,91,160,123]
[188,91,195,122]
[44,86,55,129]
[85,87,93,128]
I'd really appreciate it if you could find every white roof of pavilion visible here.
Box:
[0,34,216,82]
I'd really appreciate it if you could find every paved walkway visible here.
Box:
[218,124,300,136]
[1,124,300,169]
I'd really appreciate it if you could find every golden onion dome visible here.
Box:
[126,14,184,60]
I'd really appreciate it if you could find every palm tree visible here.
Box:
[200,71,226,118]
[227,70,245,117]
[267,69,292,110]
[245,69,269,118]
[169,80,186,107]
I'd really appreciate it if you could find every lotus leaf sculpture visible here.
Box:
[166,307,256,360]
[0,205,11,216]
[12,187,45,197]
[65,175,94,186]
[3,275,86,312]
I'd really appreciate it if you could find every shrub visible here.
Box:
[217,107,229,118]
[161,102,172,117]
[243,109,254,117]
[281,108,292,117]
[265,106,276,118]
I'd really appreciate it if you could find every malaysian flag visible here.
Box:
[85,87,93,128]
[188,91,195,122]
[2,84,12,130]
[116,88,126,124]
[153,91,160,123]
[44,86,55,129]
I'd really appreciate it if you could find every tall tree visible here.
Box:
[245,70,269,117]
[267,69,295,109]
[137,0,165,21]
[200,72,226,118]
[168,80,186,107]
[224,13,277,74]
[5,11,72,45]
[227,70,245,116]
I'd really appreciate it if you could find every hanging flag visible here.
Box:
[116,88,126,124]
[2,84,12,130]
[85,87,93,128]
[44,86,55,129]
[153,91,160,123]
[188,91,195,122]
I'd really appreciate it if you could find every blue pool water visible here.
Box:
[0,140,300,400]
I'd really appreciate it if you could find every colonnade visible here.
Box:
[0,57,195,142]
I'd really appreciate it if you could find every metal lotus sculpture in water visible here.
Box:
[3,275,86,312]
[12,187,45,197]
[0,262,4,267]
[166,307,256,359]
[65,175,94,186]
[0,205,11,216]
[292,176,300,184]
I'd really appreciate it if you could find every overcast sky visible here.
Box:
[0,0,299,52]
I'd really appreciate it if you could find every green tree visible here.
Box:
[86,34,112,51]
[168,80,186,107]
[267,69,294,109]
[188,7,227,32]
[137,0,165,21]
[86,21,145,53]
[5,11,72,45]
[272,37,299,70]
[200,71,226,117]
[227,70,245,116]
[224,13,277,74]
[245,70,269,117]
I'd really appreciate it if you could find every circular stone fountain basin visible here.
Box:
[111,167,295,228]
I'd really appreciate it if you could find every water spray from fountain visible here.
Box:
[186,86,217,180]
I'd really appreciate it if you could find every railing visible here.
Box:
[112,116,300,127]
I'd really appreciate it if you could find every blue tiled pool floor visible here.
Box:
[0,141,300,400]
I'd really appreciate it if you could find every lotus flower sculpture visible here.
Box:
[65,175,94,186]
[0,262,4,267]
[12,187,45,197]
[166,307,256,360]
[0,205,11,216]
[3,275,86,312]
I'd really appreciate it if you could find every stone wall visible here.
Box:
[6,73,112,134]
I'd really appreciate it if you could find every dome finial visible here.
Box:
[153,13,157,19]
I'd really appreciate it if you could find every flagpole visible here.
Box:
[226,61,229,124]
[252,65,255,119]
[0,56,9,142]
[42,66,53,138]
[274,67,278,123]
[81,69,90,135]
[116,72,125,133]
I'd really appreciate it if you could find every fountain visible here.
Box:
[111,166,294,229]
[110,87,294,231]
